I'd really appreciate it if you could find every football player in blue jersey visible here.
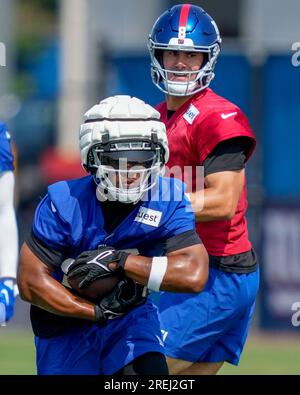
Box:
[18,95,209,375]
[0,122,18,326]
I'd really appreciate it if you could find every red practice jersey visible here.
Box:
[156,88,256,256]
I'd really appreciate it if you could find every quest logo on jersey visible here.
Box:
[134,207,162,227]
[183,104,200,125]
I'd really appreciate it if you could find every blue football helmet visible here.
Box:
[148,4,221,96]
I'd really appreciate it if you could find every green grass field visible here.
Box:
[0,330,299,375]
[221,332,300,375]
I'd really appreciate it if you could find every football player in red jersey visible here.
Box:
[148,4,259,375]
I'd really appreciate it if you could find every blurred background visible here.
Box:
[0,0,300,374]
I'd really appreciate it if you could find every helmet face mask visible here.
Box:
[148,4,221,97]
[88,141,164,204]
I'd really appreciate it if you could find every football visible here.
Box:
[67,273,121,302]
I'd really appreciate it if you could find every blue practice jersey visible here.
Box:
[33,175,195,264]
[0,122,14,172]
[29,175,197,338]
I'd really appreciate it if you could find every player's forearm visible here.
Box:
[18,244,96,321]
[23,276,96,320]
[120,252,207,293]
[190,188,236,222]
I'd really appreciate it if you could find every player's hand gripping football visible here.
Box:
[64,246,130,289]
[94,277,148,325]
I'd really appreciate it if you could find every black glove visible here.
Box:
[67,246,130,289]
[94,277,148,325]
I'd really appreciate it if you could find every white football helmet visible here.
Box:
[79,95,169,204]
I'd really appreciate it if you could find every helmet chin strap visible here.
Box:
[95,185,108,202]
[165,79,198,96]
[162,66,211,96]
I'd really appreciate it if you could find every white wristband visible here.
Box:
[147,257,168,292]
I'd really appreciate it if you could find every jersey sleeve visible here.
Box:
[31,194,71,254]
[203,137,254,176]
[190,109,256,164]
[141,180,201,257]
[0,124,14,172]
[163,229,201,253]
